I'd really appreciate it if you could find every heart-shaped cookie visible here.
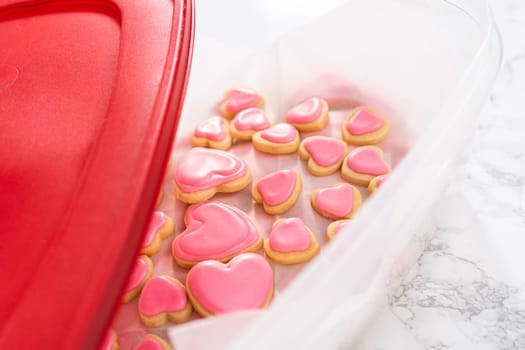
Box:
[138,276,192,327]
[172,201,262,268]
[368,174,389,194]
[133,334,172,350]
[220,87,265,119]
[174,147,251,203]
[264,218,320,265]
[326,220,351,241]
[341,145,391,186]
[298,136,347,176]
[122,255,153,303]
[343,106,389,145]
[252,170,302,215]
[230,108,271,141]
[186,253,273,317]
[191,116,232,150]
[311,183,362,219]
[252,123,300,154]
[141,211,175,256]
[285,97,329,132]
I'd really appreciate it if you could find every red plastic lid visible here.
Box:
[0,0,193,348]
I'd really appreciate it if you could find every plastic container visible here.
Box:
[161,0,501,349]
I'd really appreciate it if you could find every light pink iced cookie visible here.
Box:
[311,183,362,219]
[285,97,329,132]
[298,136,347,176]
[326,220,351,241]
[368,174,389,194]
[172,201,263,269]
[174,147,252,204]
[342,106,390,145]
[98,329,118,350]
[133,334,172,350]
[141,211,175,256]
[186,253,273,317]
[341,145,391,186]
[251,170,302,215]
[191,116,232,150]
[230,108,271,141]
[252,123,300,154]
[220,87,265,119]
[138,276,193,327]
[264,218,320,265]
[122,255,154,303]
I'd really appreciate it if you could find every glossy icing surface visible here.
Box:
[260,123,297,143]
[346,147,388,176]
[269,218,311,253]
[142,211,167,247]
[346,109,383,135]
[304,137,345,166]
[174,148,247,193]
[285,97,324,124]
[139,276,187,316]
[233,108,270,131]
[256,170,297,206]
[194,116,227,141]
[315,184,355,218]
[187,253,273,314]
[224,88,261,113]
[173,201,260,262]
[123,256,150,292]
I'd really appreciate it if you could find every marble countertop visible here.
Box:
[355,1,525,349]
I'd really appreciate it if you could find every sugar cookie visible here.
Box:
[326,220,351,241]
[285,97,329,132]
[252,123,300,154]
[141,211,175,256]
[133,334,172,350]
[368,174,389,194]
[186,253,273,317]
[220,87,265,119]
[122,255,153,303]
[298,136,347,176]
[172,201,263,269]
[251,170,302,215]
[341,146,391,186]
[230,108,271,141]
[174,147,251,204]
[138,276,192,327]
[311,183,362,219]
[342,106,389,145]
[264,218,320,265]
[98,329,118,350]
[191,116,232,150]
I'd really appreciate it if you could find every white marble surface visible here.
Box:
[355,1,525,349]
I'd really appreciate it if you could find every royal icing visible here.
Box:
[374,174,389,188]
[173,201,260,262]
[174,148,248,193]
[315,184,355,218]
[233,108,270,131]
[303,137,345,166]
[346,147,389,176]
[99,329,117,350]
[285,97,324,124]
[223,88,261,113]
[139,276,188,316]
[256,170,297,206]
[187,253,273,314]
[269,218,312,253]
[260,123,297,143]
[134,338,164,350]
[142,211,167,247]
[346,109,383,135]
[194,116,227,141]
[123,256,150,293]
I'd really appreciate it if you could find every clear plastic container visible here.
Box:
[118,0,502,348]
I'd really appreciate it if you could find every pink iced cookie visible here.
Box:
[141,211,175,256]
[172,201,263,269]
[264,218,320,265]
[186,253,274,317]
[326,220,351,241]
[230,108,271,141]
[122,255,154,303]
[191,116,232,150]
[251,170,302,215]
[138,276,192,327]
[298,136,347,176]
[285,97,329,132]
[252,123,300,154]
[342,106,390,145]
[311,183,362,219]
[174,147,252,203]
[219,87,265,119]
[98,329,118,350]
[341,145,391,186]
[368,174,389,194]
[133,335,172,350]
